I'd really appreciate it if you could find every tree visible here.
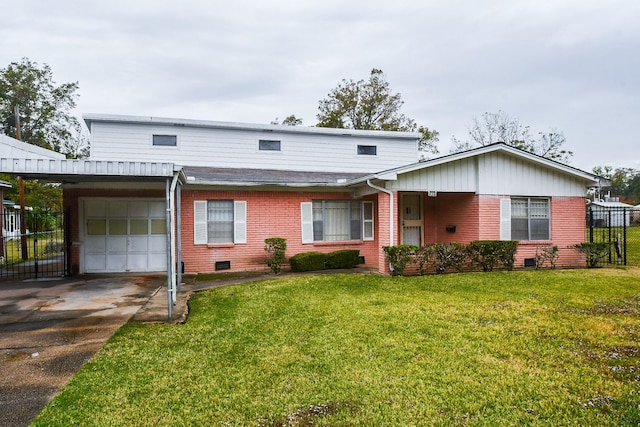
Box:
[271,115,303,126]
[451,110,573,163]
[317,68,439,156]
[0,57,89,159]
[592,166,640,203]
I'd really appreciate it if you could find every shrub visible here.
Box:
[289,252,327,272]
[468,240,518,271]
[535,245,559,269]
[574,242,610,267]
[383,245,418,276]
[326,250,360,269]
[264,238,287,274]
[429,243,468,274]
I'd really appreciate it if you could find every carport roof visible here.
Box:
[0,158,184,183]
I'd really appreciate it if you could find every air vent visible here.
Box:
[215,261,231,271]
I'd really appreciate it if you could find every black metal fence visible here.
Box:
[586,205,640,266]
[0,210,69,279]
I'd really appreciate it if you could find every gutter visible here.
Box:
[366,179,395,272]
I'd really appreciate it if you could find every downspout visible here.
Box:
[166,170,180,322]
[366,179,395,272]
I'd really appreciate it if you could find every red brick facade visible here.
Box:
[180,189,379,273]
[62,187,587,275]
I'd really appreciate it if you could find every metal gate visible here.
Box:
[586,205,631,266]
[0,210,70,279]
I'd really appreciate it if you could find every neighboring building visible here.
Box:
[589,197,633,227]
[1,114,603,279]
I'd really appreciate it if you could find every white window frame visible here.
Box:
[300,200,371,243]
[258,139,282,152]
[193,200,247,244]
[504,197,550,241]
[152,134,178,147]
[357,145,377,156]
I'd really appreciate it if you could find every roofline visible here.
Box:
[0,158,183,182]
[82,113,422,140]
[347,143,602,186]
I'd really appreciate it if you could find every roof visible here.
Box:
[184,166,365,187]
[350,142,602,186]
[0,158,184,183]
[590,200,634,208]
[0,134,65,160]
[83,113,421,140]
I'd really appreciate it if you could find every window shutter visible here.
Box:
[194,201,208,244]
[234,201,247,244]
[499,198,511,241]
[301,202,313,244]
[363,201,374,241]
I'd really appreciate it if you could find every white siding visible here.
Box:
[477,152,587,197]
[88,122,419,173]
[385,151,588,197]
[387,157,478,192]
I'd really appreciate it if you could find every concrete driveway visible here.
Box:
[0,275,165,427]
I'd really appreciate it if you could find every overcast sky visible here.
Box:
[2,0,638,172]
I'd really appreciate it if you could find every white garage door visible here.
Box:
[83,199,167,273]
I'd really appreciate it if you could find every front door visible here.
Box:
[401,193,423,246]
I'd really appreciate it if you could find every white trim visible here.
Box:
[193,201,207,244]
[300,202,313,244]
[363,201,374,241]
[233,201,247,244]
[499,198,511,241]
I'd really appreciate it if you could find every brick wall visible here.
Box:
[477,195,586,268]
[181,190,380,273]
[424,193,480,244]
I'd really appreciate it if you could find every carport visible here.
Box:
[0,158,186,321]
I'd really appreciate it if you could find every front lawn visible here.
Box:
[34,269,640,426]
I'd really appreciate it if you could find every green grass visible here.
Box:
[33,269,640,426]
[588,225,640,267]
[2,232,63,265]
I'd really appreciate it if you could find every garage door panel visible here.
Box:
[85,254,106,271]
[128,254,148,271]
[86,236,106,253]
[129,236,148,252]
[149,202,165,218]
[106,254,127,271]
[107,236,127,252]
[129,202,149,218]
[108,201,128,217]
[149,235,166,252]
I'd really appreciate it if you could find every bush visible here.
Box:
[383,245,418,276]
[574,242,610,267]
[467,240,518,271]
[289,252,327,272]
[535,245,559,269]
[264,238,287,274]
[326,250,360,269]
[429,243,468,274]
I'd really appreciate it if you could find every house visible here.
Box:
[0,114,603,282]
[589,197,633,227]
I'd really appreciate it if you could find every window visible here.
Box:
[193,200,247,244]
[152,134,177,146]
[300,200,372,243]
[511,197,549,240]
[259,139,281,151]
[357,145,377,156]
